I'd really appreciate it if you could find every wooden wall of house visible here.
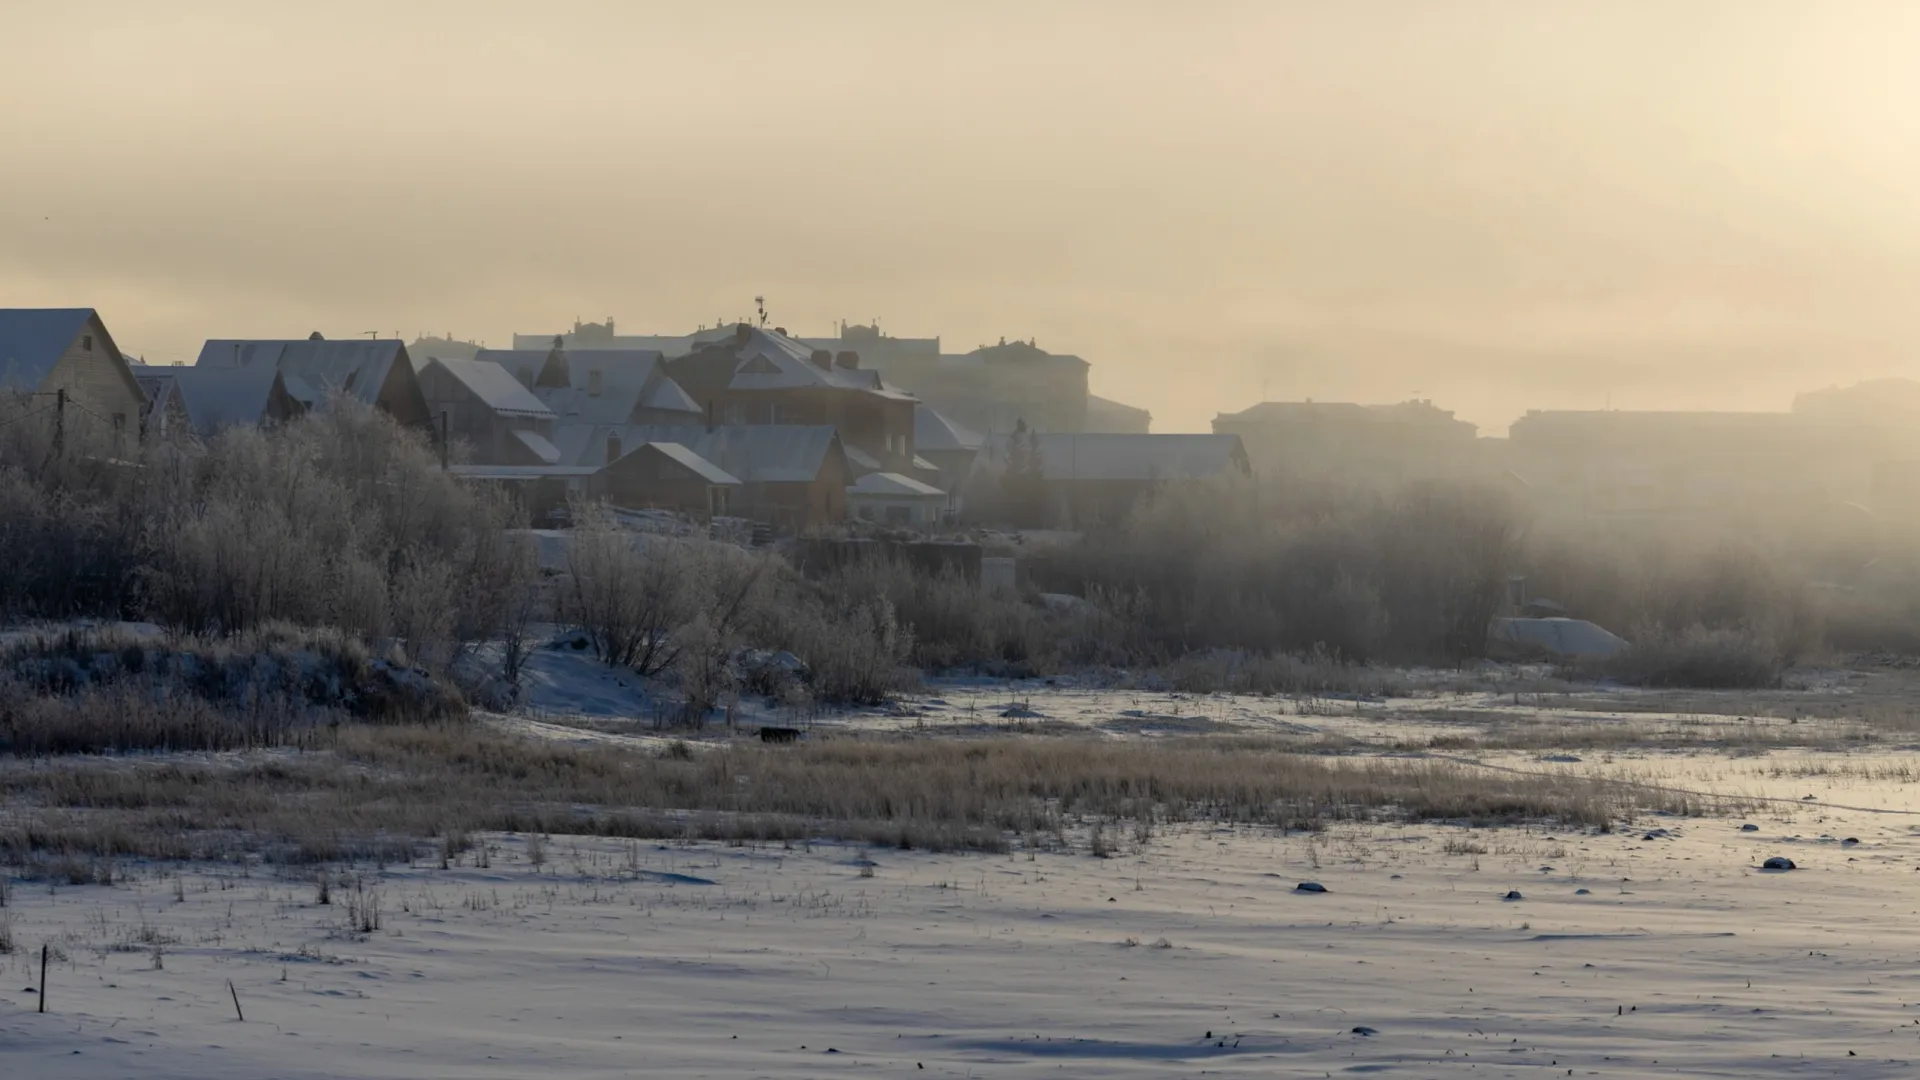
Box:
[592,446,724,516]
[376,352,433,428]
[41,313,146,428]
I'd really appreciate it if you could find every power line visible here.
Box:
[0,403,55,428]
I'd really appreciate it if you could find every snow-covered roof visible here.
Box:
[513,429,563,465]
[474,347,692,426]
[0,308,98,391]
[913,404,984,451]
[849,472,946,499]
[135,361,286,435]
[844,445,883,472]
[642,442,742,486]
[196,339,409,409]
[553,423,842,483]
[426,358,554,418]
[985,433,1250,482]
[641,375,701,414]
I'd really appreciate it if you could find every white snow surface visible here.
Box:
[6,793,1920,1078]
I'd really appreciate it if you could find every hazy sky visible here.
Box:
[6,1,1920,433]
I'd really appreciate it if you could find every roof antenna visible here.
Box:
[362,331,379,340]
[755,295,768,329]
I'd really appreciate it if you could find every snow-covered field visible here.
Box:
[7,783,1920,1078]
[10,652,1920,1077]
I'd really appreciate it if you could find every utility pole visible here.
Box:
[52,388,66,458]
[439,411,450,471]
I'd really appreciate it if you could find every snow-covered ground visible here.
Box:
[7,789,1920,1079]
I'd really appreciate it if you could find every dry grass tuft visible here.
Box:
[0,727,1726,869]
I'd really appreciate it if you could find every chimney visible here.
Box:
[835,351,859,370]
[773,326,787,337]
[810,349,834,370]
[308,331,324,341]
[734,323,751,346]
[606,433,622,463]
[606,317,615,336]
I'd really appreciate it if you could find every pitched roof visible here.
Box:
[513,429,562,465]
[986,433,1250,482]
[1085,395,1152,432]
[552,422,842,483]
[642,375,701,413]
[195,339,408,409]
[0,308,98,391]
[913,404,984,451]
[474,347,689,426]
[133,361,286,435]
[850,471,946,498]
[963,340,1089,369]
[643,442,742,486]
[668,326,907,396]
[425,358,554,418]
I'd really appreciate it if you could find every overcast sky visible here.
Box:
[6,1,1920,432]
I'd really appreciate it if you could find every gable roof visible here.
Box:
[553,422,842,483]
[133,361,288,435]
[474,347,692,426]
[667,326,911,398]
[642,375,700,413]
[985,433,1250,482]
[424,358,554,419]
[850,471,946,498]
[913,404,984,451]
[0,309,99,392]
[641,442,742,486]
[512,428,563,465]
[196,339,410,409]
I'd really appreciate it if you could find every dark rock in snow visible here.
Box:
[1502,890,1524,901]
[1843,837,1860,846]
[1295,881,1328,893]
[1574,888,1591,895]
[1762,857,1797,871]
[1741,823,1759,832]
[1352,1026,1379,1036]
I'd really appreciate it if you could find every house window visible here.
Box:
[588,370,602,397]
[82,334,93,352]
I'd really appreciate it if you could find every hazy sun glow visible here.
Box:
[6,1,1919,432]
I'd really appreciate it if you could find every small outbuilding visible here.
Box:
[848,471,948,525]
[591,441,741,520]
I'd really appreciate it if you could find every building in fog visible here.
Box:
[1506,410,1831,522]
[975,432,1251,526]
[664,324,924,477]
[874,338,1091,435]
[1212,399,1478,486]
[1085,395,1151,434]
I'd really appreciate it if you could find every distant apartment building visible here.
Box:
[1505,409,1840,523]
[1212,399,1478,486]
